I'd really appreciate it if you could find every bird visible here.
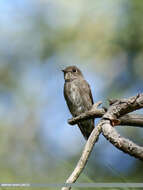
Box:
[62,65,94,140]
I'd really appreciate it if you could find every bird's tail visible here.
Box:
[78,119,94,140]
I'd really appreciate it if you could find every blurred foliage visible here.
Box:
[0,0,143,189]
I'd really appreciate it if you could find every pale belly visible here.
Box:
[65,82,85,116]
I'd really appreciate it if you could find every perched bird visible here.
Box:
[62,66,94,140]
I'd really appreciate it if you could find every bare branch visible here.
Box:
[61,122,102,190]
[68,108,104,125]
[62,94,143,190]
[68,94,143,127]
[102,120,143,160]
[68,109,143,127]
[101,93,143,160]
[120,114,143,127]
[108,98,119,105]
[103,93,143,121]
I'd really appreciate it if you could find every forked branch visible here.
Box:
[61,93,143,190]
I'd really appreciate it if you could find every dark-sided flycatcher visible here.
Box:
[62,66,94,140]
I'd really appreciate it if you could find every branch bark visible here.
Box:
[120,114,143,127]
[102,120,143,160]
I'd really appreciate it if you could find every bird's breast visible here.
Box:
[65,81,84,115]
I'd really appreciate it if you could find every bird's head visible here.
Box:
[62,66,83,82]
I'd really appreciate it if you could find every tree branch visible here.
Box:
[120,114,143,127]
[101,93,143,160]
[68,109,143,127]
[102,120,143,161]
[61,122,102,190]
[68,94,143,127]
[68,108,104,125]
[62,93,143,190]
[103,93,143,120]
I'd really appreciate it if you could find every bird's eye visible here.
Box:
[72,69,77,72]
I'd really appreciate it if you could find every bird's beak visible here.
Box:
[62,69,65,73]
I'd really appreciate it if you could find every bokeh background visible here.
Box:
[0,0,143,189]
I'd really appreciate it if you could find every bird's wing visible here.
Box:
[78,79,94,111]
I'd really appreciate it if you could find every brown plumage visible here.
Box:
[62,66,94,140]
